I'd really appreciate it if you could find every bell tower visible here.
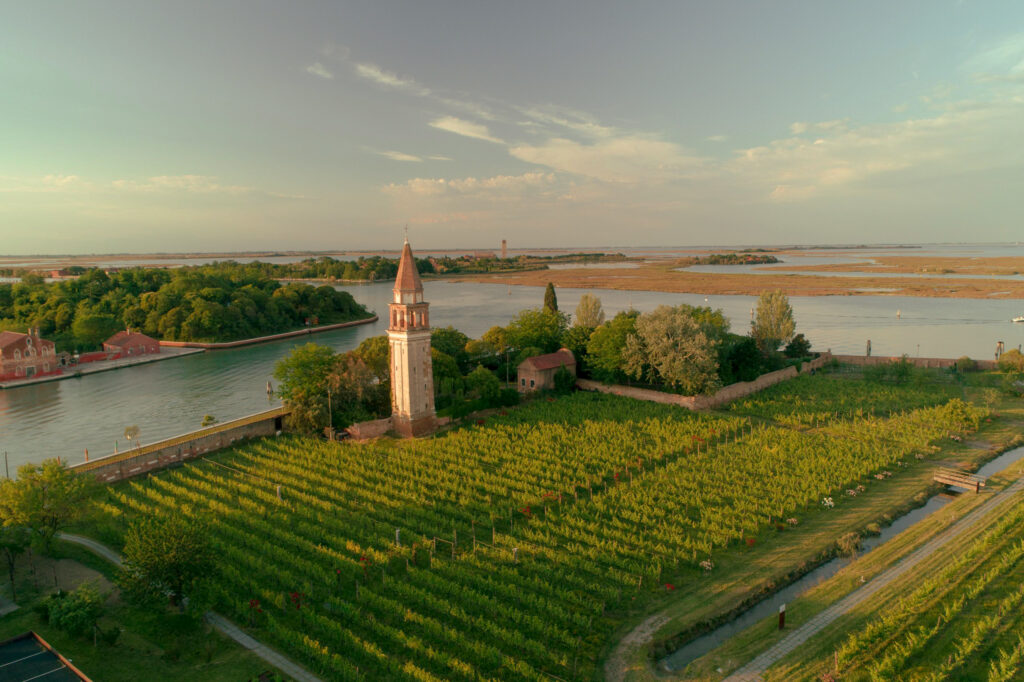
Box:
[388,239,436,437]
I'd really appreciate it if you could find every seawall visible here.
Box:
[158,315,378,350]
[71,406,290,483]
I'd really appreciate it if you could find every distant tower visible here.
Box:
[388,239,436,437]
[501,239,507,259]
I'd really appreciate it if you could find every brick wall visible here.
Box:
[576,352,833,411]
[833,354,996,370]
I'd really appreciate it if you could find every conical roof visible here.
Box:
[393,240,423,293]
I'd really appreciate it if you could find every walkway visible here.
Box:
[725,475,1024,681]
[58,533,322,682]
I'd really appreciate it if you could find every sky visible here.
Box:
[2,1,1023,254]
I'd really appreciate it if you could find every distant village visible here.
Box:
[0,327,160,382]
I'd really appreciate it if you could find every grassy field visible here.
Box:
[61,366,1013,681]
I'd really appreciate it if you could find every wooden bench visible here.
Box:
[934,467,986,493]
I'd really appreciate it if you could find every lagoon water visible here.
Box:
[1,279,1023,471]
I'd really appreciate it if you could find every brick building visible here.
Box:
[103,330,161,357]
[517,348,576,393]
[0,329,59,381]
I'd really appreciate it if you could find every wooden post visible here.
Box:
[395,528,400,547]
[512,547,518,563]
[779,603,786,630]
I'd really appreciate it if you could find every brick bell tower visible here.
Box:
[388,238,436,437]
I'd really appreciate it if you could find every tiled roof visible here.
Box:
[519,348,576,371]
[104,331,158,347]
[393,240,423,293]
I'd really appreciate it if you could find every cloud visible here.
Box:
[384,171,555,198]
[110,175,254,194]
[707,134,728,142]
[518,106,615,138]
[366,149,423,162]
[509,135,700,183]
[305,62,333,79]
[354,62,429,95]
[732,95,1024,202]
[428,116,504,144]
[428,155,453,161]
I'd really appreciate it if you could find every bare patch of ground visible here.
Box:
[605,614,672,682]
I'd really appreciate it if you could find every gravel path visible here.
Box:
[725,475,1024,681]
[59,532,322,682]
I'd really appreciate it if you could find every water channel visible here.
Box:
[1,280,1023,471]
[660,444,1024,673]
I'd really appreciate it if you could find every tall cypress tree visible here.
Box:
[543,282,558,313]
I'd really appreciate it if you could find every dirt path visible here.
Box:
[605,614,672,682]
[724,474,1024,681]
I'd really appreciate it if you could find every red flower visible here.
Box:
[665,583,675,591]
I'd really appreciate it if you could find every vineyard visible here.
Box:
[769,492,1024,681]
[84,376,985,681]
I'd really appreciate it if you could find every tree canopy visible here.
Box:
[574,293,605,328]
[622,305,722,394]
[752,290,796,354]
[543,283,558,313]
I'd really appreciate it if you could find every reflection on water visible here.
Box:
[1,280,1023,469]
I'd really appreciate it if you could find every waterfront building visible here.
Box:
[387,239,437,437]
[103,330,161,357]
[517,348,576,393]
[0,329,59,380]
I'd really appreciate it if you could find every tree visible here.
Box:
[998,349,1024,372]
[0,490,30,601]
[560,325,594,369]
[466,365,501,405]
[273,343,337,430]
[505,308,568,354]
[1,460,99,551]
[43,583,104,637]
[119,514,216,613]
[71,312,120,349]
[752,290,795,354]
[622,305,721,394]
[431,348,463,400]
[123,425,140,449]
[353,335,390,382]
[431,326,470,372]
[784,333,812,358]
[543,283,558,313]
[718,334,764,384]
[200,415,218,427]
[586,311,638,383]
[574,293,604,328]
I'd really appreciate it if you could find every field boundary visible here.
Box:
[577,353,832,410]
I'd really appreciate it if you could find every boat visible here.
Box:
[1014,315,1024,323]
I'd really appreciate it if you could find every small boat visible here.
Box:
[1014,315,1024,323]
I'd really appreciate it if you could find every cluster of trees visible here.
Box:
[275,284,811,433]
[0,264,370,351]
[689,252,781,265]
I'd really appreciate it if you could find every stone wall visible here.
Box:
[346,416,394,440]
[833,354,996,370]
[71,407,289,483]
[576,352,833,411]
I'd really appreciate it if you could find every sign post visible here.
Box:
[779,603,786,630]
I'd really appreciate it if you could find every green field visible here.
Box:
[75,369,994,682]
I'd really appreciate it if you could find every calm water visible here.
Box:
[1,280,1023,470]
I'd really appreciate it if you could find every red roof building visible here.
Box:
[103,330,160,357]
[0,329,59,381]
[517,348,576,393]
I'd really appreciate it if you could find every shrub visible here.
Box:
[553,366,575,394]
[784,333,812,358]
[954,356,976,372]
[44,583,104,638]
[998,349,1024,372]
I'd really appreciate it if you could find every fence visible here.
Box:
[71,406,290,482]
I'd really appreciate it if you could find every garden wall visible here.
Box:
[70,406,290,483]
[158,315,377,349]
[833,354,996,370]
[576,352,833,411]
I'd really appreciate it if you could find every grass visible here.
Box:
[0,540,285,682]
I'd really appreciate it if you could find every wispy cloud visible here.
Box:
[429,116,504,144]
[428,155,453,161]
[305,62,333,79]
[366,148,423,162]
[354,62,429,95]
[510,136,700,183]
[518,106,615,138]
[385,171,555,198]
[707,134,728,142]
[110,175,254,194]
